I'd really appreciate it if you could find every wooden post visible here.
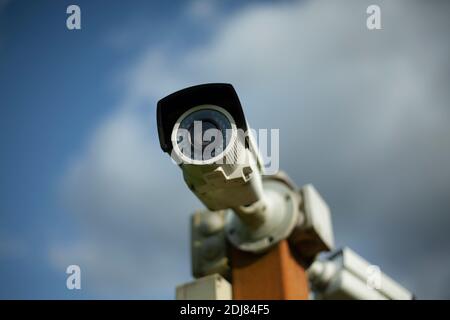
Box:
[230,240,309,300]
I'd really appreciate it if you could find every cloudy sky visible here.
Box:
[1,0,449,299]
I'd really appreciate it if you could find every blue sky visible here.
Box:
[0,0,200,299]
[1,0,450,299]
[0,0,274,299]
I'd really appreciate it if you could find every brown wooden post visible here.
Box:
[230,240,309,300]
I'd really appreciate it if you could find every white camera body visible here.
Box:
[158,84,265,212]
[308,247,413,300]
[158,84,334,255]
[171,104,265,211]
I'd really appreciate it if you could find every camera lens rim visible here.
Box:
[171,104,238,165]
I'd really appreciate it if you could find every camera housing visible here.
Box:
[157,83,264,211]
[157,83,248,154]
[157,83,328,254]
[308,247,413,300]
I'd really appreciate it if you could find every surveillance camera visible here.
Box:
[157,84,300,253]
[157,83,264,211]
[308,247,413,300]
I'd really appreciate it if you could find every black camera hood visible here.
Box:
[156,83,248,153]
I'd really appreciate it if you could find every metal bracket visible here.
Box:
[190,178,335,275]
[224,173,300,253]
[191,209,230,279]
[289,184,335,266]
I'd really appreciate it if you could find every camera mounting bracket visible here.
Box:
[225,172,300,253]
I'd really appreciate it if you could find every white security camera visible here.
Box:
[157,84,303,253]
[159,85,413,299]
[157,83,265,211]
[308,247,413,300]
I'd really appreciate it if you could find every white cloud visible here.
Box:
[186,0,218,21]
[58,0,450,298]
[56,108,200,298]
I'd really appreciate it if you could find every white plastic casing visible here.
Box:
[171,105,265,211]
[308,247,413,300]
[176,274,232,300]
[289,184,334,262]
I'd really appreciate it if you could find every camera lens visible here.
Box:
[175,107,233,161]
[188,120,218,147]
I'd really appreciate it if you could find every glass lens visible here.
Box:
[176,108,232,161]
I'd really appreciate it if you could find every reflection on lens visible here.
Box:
[188,120,218,147]
[176,108,232,161]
